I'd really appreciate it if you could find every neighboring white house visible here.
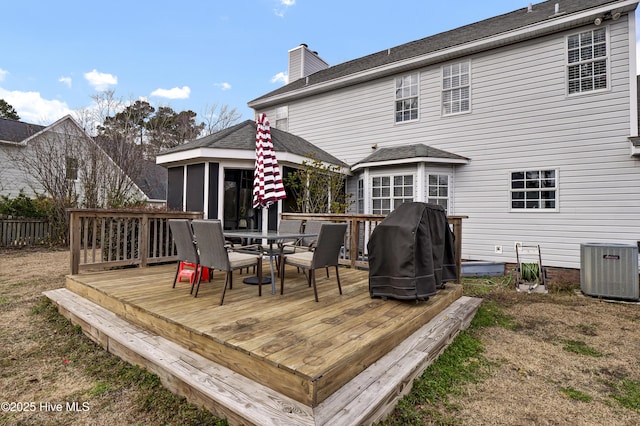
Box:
[247,0,640,270]
[0,115,166,207]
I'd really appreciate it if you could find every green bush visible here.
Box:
[0,191,53,218]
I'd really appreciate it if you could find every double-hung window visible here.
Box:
[442,62,470,115]
[356,178,364,214]
[275,106,288,131]
[372,175,414,214]
[395,73,419,123]
[428,174,449,213]
[511,170,557,210]
[66,156,78,181]
[567,28,607,94]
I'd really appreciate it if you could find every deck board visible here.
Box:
[62,263,464,409]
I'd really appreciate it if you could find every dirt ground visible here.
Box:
[1,248,640,425]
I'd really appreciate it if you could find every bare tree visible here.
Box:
[74,90,124,136]
[200,103,242,136]
[8,118,145,242]
[8,121,83,242]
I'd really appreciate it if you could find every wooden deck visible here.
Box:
[46,263,480,425]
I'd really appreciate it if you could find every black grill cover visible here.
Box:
[368,202,457,301]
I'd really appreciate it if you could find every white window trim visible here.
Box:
[394,72,420,124]
[565,26,610,97]
[441,60,471,116]
[509,168,559,212]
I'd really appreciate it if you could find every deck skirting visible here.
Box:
[45,287,480,425]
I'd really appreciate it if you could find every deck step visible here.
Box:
[44,288,481,426]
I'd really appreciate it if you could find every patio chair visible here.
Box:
[299,220,324,249]
[279,222,347,302]
[168,219,204,295]
[191,219,263,305]
[291,220,330,277]
[275,219,304,272]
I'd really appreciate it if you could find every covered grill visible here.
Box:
[368,202,457,301]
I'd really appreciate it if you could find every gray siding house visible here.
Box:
[0,115,166,206]
[248,0,640,270]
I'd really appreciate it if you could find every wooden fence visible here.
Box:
[0,217,51,247]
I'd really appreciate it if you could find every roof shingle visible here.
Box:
[354,144,469,165]
[249,0,622,105]
[160,120,348,167]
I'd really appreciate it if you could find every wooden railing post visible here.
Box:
[349,217,359,269]
[69,210,81,275]
[450,217,466,284]
[139,213,149,268]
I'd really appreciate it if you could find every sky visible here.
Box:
[2,1,639,127]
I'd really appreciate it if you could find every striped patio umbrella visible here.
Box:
[253,113,286,209]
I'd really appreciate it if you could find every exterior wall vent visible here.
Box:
[580,243,639,300]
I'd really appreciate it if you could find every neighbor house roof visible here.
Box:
[0,118,46,143]
[159,119,348,167]
[132,160,167,201]
[249,0,629,108]
[352,144,469,171]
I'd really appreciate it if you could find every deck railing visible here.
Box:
[68,209,203,274]
[281,213,466,283]
[68,209,465,282]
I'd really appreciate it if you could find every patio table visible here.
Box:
[223,230,317,294]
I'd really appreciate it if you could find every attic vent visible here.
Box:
[527,3,532,12]
[550,2,565,17]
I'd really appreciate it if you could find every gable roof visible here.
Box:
[352,144,469,171]
[159,119,348,167]
[0,117,46,143]
[249,0,632,108]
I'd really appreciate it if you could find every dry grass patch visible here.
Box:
[0,248,224,426]
[3,249,640,426]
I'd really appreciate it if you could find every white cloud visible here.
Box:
[0,87,72,124]
[274,0,295,17]
[59,76,72,88]
[270,71,288,84]
[150,86,191,99]
[84,69,117,91]
[214,82,232,91]
[0,68,8,82]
